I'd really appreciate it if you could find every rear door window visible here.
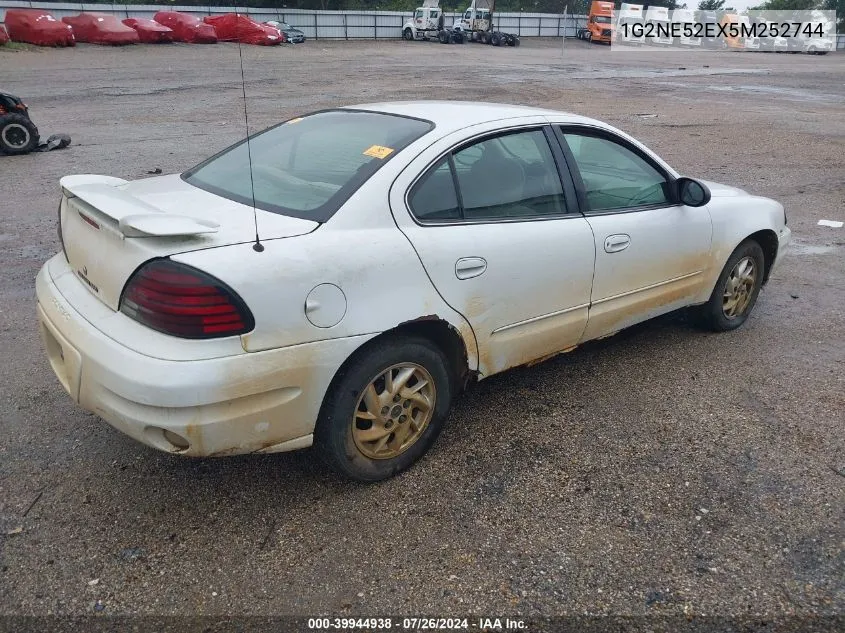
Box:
[408,158,461,221]
[408,128,568,222]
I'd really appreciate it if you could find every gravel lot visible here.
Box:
[0,39,843,628]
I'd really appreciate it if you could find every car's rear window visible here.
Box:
[182,110,432,222]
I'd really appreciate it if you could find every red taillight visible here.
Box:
[119,259,254,339]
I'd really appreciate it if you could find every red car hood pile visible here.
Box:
[122,18,174,43]
[203,13,282,45]
[153,11,218,43]
[4,9,75,47]
[62,13,139,45]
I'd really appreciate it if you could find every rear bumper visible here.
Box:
[36,255,373,457]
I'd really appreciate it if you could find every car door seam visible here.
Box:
[491,302,591,334]
[385,190,483,369]
[590,270,703,306]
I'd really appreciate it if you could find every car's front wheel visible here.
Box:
[316,336,454,481]
[692,239,765,331]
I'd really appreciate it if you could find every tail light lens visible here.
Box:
[120,259,254,339]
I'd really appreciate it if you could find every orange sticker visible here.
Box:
[363,145,394,159]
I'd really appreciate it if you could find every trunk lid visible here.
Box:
[59,174,318,311]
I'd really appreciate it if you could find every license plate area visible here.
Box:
[38,303,83,401]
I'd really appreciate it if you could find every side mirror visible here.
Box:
[676,177,711,207]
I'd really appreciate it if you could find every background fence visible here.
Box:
[0,2,588,39]
[1,2,842,48]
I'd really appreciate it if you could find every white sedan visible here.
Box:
[36,102,791,480]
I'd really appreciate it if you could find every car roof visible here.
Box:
[342,101,606,135]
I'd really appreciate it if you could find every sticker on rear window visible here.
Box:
[363,145,394,159]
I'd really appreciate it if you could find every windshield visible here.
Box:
[183,110,432,222]
[280,22,293,29]
[594,16,611,24]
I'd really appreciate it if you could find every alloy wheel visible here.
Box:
[351,363,436,460]
[722,256,757,318]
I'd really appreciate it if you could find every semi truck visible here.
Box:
[720,13,760,50]
[698,11,725,48]
[644,6,672,45]
[576,1,613,44]
[616,3,646,44]
[402,0,519,46]
[671,8,701,47]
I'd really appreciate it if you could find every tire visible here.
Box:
[438,30,449,44]
[452,31,465,44]
[491,32,501,46]
[691,239,765,332]
[479,31,488,44]
[513,36,520,47]
[403,28,413,41]
[0,113,38,155]
[315,336,454,482]
[586,31,592,43]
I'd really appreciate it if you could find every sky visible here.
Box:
[728,0,759,9]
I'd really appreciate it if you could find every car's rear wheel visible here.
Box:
[692,239,765,331]
[0,113,38,155]
[316,336,453,481]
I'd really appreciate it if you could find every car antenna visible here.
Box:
[237,9,264,253]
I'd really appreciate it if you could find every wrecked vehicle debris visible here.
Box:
[0,92,39,155]
[0,93,71,155]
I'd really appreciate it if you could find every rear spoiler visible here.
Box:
[60,174,220,238]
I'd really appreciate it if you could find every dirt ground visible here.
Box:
[0,39,843,628]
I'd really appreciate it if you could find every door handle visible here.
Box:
[604,234,631,253]
[455,257,487,280]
